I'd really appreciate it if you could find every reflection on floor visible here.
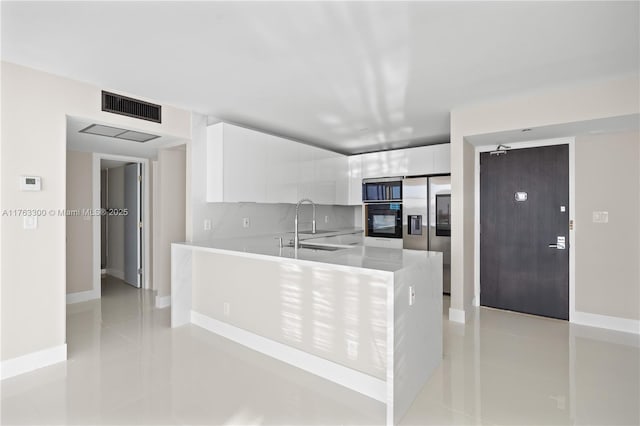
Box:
[2,275,639,425]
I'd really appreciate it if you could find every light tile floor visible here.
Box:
[2,275,639,425]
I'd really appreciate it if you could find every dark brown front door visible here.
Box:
[480,144,569,320]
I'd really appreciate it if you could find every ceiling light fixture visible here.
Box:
[79,124,159,143]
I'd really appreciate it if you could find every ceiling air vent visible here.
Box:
[102,91,161,123]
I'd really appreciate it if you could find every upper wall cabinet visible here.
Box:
[359,144,450,179]
[207,122,450,205]
[347,155,363,205]
[206,123,349,204]
[361,150,408,179]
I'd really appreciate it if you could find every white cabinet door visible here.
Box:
[313,146,337,205]
[406,145,434,176]
[347,155,363,205]
[432,143,451,174]
[266,135,299,204]
[222,124,267,203]
[206,123,224,202]
[334,155,350,205]
[207,122,352,205]
[296,143,316,201]
[361,150,408,178]
[361,152,383,179]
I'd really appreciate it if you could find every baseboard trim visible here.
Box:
[191,310,386,402]
[448,307,466,324]
[155,295,171,309]
[1,344,67,380]
[572,311,639,335]
[66,288,101,304]
[106,268,124,280]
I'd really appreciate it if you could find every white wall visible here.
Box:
[66,151,93,294]
[0,61,190,365]
[154,148,186,299]
[188,113,356,243]
[106,165,125,278]
[449,73,640,323]
[575,131,639,321]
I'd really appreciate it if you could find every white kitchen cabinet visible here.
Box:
[207,123,350,204]
[432,143,451,174]
[347,155,362,205]
[361,150,408,178]
[296,143,316,201]
[206,122,449,205]
[267,134,299,203]
[334,155,350,205]
[297,143,349,205]
[222,124,268,203]
[406,146,434,176]
[360,144,450,180]
[312,146,335,204]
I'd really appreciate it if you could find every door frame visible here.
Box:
[92,153,150,296]
[474,137,576,321]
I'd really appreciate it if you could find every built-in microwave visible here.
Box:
[362,177,403,202]
[366,202,403,238]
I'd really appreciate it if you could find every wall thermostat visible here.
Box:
[20,176,41,191]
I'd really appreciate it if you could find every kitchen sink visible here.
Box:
[283,241,352,252]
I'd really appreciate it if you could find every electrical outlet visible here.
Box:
[324,215,329,223]
[204,219,211,231]
[242,217,250,228]
[409,286,415,306]
[223,302,230,316]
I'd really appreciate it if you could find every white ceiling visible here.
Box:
[2,1,638,154]
[67,116,185,158]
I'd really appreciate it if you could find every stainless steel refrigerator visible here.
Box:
[403,176,452,293]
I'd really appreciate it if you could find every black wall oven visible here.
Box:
[366,202,403,238]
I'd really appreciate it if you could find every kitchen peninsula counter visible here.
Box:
[171,233,442,425]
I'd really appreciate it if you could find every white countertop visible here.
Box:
[175,228,441,273]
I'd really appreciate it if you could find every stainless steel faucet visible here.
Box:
[294,198,316,249]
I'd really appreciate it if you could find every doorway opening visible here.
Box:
[101,159,143,289]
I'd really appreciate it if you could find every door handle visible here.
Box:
[549,236,566,250]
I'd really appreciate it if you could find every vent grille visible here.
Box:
[102,91,161,123]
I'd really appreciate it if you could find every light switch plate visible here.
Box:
[23,216,37,229]
[592,211,609,223]
[242,217,250,228]
[204,219,211,231]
